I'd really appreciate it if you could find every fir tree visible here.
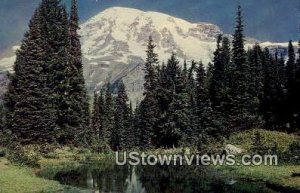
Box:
[261,48,282,130]
[103,82,114,147]
[186,61,198,145]
[158,53,183,148]
[127,102,135,149]
[286,41,296,90]
[111,81,130,150]
[97,90,106,141]
[39,0,73,144]
[285,41,298,132]
[139,36,159,148]
[174,60,190,146]
[6,9,57,144]
[91,91,100,138]
[229,4,261,131]
[294,41,300,132]
[68,0,90,144]
[209,34,223,108]
[195,62,218,142]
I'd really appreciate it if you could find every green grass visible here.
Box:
[218,164,300,191]
[227,129,300,153]
[221,129,300,191]
[0,158,62,193]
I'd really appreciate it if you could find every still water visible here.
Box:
[46,161,280,193]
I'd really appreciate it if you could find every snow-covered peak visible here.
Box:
[80,6,221,65]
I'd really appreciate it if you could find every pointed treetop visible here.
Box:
[70,0,79,29]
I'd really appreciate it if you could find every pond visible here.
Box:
[41,161,281,193]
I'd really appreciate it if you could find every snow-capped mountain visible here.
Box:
[80,7,223,101]
[0,7,295,102]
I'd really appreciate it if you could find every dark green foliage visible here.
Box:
[103,83,114,146]
[195,63,219,140]
[157,54,187,147]
[285,41,297,132]
[227,5,263,131]
[250,131,267,155]
[260,48,285,130]
[68,0,91,145]
[111,81,131,150]
[138,36,159,148]
[287,140,300,164]
[92,91,100,138]
[91,89,111,152]
[127,102,135,149]
[6,9,57,144]
[5,0,90,146]
[7,144,41,167]
[209,34,224,109]
[39,1,71,144]
[98,90,106,141]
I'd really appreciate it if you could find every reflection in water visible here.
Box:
[52,162,279,193]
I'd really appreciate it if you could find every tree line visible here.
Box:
[0,2,299,150]
[91,5,300,150]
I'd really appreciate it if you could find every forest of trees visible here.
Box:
[0,2,299,151]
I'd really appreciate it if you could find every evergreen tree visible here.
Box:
[285,41,297,132]
[294,41,300,132]
[218,36,232,115]
[133,102,142,147]
[261,48,282,130]
[39,0,73,144]
[195,62,218,142]
[174,60,190,146]
[127,102,135,149]
[139,36,159,148]
[158,53,183,147]
[286,41,296,90]
[186,61,198,145]
[68,0,90,144]
[91,91,100,138]
[112,81,132,150]
[104,82,114,147]
[111,80,130,150]
[5,9,57,144]
[205,62,214,92]
[209,34,223,108]
[229,5,261,131]
[247,44,264,101]
[97,90,106,141]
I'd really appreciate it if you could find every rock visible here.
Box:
[226,179,237,185]
[224,144,243,155]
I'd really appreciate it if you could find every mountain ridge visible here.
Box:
[0,7,295,103]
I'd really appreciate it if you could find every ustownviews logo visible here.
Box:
[115,152,278,166]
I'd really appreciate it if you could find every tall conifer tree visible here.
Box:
[6,9,57,144]
[67,0,90,144]
[112,80,130,150]
[139,36,159,148]
[104,82,114,147]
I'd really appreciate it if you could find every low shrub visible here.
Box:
[7,144,41,167]
[228,129,299,155]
